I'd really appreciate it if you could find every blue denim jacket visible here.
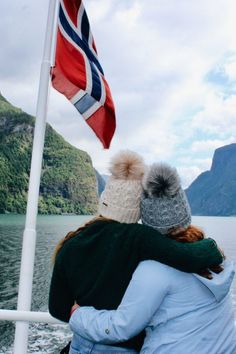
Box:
[69,333,137,354]
[70,260,236,354]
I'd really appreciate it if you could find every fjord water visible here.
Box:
[0,215,236,353]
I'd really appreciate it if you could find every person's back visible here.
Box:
[70,259,236,354]
[139,260,236,354]
[67,162,235,353]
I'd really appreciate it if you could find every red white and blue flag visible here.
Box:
[51,0,116,149]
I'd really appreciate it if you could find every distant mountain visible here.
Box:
[0,93,98,214]
[94,169,106,196]
[186,143,236,216]
[102,174,110,183]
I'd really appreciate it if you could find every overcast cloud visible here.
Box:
[1,0,236,187]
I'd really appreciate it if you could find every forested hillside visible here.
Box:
[0,93,98,214]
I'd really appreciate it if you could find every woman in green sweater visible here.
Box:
[49,150,223,354]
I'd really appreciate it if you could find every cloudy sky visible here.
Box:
[1,0,236,187]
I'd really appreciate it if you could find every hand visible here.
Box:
[70,302,80,317]
[197,269,213,280]
[219,247,225,260]
[197,264,224,280]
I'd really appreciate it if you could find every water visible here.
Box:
[0,215,92,354]
[0,215,236,353]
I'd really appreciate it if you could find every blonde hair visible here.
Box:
[52,215,112,262]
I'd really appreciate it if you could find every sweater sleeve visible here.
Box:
[69,261,169,343]
[49,256,74,322]
[137,224,223,273]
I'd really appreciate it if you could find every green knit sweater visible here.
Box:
[49,220,222,351]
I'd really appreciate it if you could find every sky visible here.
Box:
[1,0,236,187]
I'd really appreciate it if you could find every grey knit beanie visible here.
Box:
[98,150,145,223]
[141,163,191,234]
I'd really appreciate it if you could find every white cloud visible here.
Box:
[192,93,236,136]
[177,157,213,188]
[225,60,236,81]
[191,138,236,154]
[115,2,142,26]
[1,0,236,179]
[86,0,113,23]
[178,166,203,189]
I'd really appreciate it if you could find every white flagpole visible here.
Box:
[13,0,59,353]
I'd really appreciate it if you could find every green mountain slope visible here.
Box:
[0,93,98,214]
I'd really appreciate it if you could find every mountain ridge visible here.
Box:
[186,143,236,216]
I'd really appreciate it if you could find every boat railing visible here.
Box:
[0,309,62,325]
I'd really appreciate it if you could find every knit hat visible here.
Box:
[141,163,191,234]
[98,150,145,223]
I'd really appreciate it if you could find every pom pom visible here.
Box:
[109,150,145,180]
[143,163,181,197]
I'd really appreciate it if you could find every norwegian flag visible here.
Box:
[51,0,116,148]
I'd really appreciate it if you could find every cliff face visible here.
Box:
[186,143,236,216]
[0,93,98,214]
[94,169,106,196]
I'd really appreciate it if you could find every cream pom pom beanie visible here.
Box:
[98,150,145,223]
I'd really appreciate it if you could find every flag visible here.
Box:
[51,0,116,148]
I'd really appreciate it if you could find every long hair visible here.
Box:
[169,225,224,277]
[168,225,204,243]
[52,215,112,263]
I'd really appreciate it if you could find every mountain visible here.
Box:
[0,93,98,214]
[94,170,106,196]
[186,143,236,216]
[102,174,110,183]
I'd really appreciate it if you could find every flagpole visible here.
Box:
[13,0,58,353]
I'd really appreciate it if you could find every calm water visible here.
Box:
[0,215,236,353]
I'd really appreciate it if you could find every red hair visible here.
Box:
[169,225,204,243]
[169,225,224,278]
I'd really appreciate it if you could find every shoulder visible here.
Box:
[133,260,174,282]
[118,222,164,240]
[56,220,128,256]
[126,261,173,297]
[133,261,191,296]
[99,221,150,240]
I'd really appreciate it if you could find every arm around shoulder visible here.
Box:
[136,224,223,273]
[69,260,169,343]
